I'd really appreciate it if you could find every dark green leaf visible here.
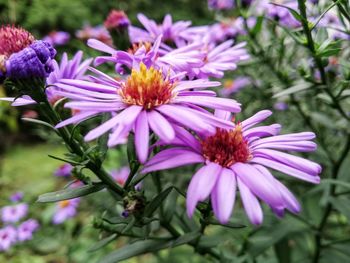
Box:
[207,219,246,229]
[88,234,118,252]
[99,239,171,263]
[329,197,350,221]
[171,231,200,247]
[274,238,291,263]
[144,187,173,217]
[37,183,105,203]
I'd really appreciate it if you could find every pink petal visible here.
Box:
[135,111,149,164]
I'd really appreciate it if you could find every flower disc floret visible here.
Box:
[202,125,251,167]
[119,63,175,109]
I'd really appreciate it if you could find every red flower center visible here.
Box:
[119,63,175,110]
[0,25,35,57]
[201,125,251,167]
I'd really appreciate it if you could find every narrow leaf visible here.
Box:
[88,234,118,252]
[144,187,173,217]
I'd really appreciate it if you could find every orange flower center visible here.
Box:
[59,200,71,208]
[201,125,251,167]
[118,63,175,110]
[127,42,152,54]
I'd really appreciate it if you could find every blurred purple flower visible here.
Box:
[0,226,17,251]
[52,198,80,224]
[53,62,241,163]
[268,1,301,28]
[9,192,24,203]
[17,219,39,242]
[1,203,28,223]
[54,163,73,177]
[111,167,142,190]
[220,77,251,96]
[43,31,70,46]
[76,24,112,46]
[129,13,192,47]
[104,10,130,30]
[208,0,234,10]
[143,110,321,225]
[274,101,289,111]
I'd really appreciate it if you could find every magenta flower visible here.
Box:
[0,226,17,251]
[54,163,73,177]
[43,31,70,46]
[129,13,192,47]
[142,110,321,224]
[1,203,28,223]
[52,198,80,224]
[54,62,240,163]
[17,219,40,242]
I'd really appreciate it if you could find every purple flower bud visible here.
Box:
[9,192,24,202]
[121,210,129,218]
[5,40,56,79]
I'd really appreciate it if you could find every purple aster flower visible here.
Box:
[142,110,321,225]
[274,101,289,111]
[220,77,251,96]
[1,203,28,223]
[9,192,24,203]
[53,62,241,163]
[268,1,301,28]
[88,35,204,76]
[129,13,192,47]
[3,40,56,79]
[17,219,39,242]
[208,0,234,10]
[0,226,17,251]
[52,198,80,224]
[189,40,249,79]
[43,31,70,46]
[76,24,112,46]
[54,163,73,177]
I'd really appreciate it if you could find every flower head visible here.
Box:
[9,192,24,203]
[76,24,112,46]
[54,62,241,163]
[208,0,234,10]
[1,203,28,223]
[17,219,40,242]
[220,77,251,96]
[43,31,70,46]
[52,198,80,224]
[0,226,17,251]
[143,110,321,224]
[54,163,73,177]
[104,10,130,30]
[0,25,35,57]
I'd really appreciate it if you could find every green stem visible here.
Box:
[332,0,350,24]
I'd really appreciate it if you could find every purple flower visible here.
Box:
[54,163,73,177]
[208,0,234,10]
[104,10,130,30]
[43,31,70,46]
[129,13,192,47]
[142,110,321,225]
[54,62,241,163]
[3,40,56,79]
[76,24,112,46]
[0,226,17,251]
[52,198,80,224]
[88,35,204,76]
[188,40,249,79]
[1,203,28,223]
[17,219,39,242]
[268,1,301,28]
[9,192,24,203]
[220,77,251,96]
[274,101,289,111]
[1,51,92,106]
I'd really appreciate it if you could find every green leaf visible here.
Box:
[274,238,291,263]
[37,183,105,203]
[329,197,350,221]
[97,113,110,161]
[88,234,118,252]
[273,82,312,98]
[206,219,246,229]
[271,3,302,23]
[21,118,56,130]
[321,179,350,190]
[144,187,173,218]
[99,239,172,263]
[251,16,264,35]
[171,231,201,247]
